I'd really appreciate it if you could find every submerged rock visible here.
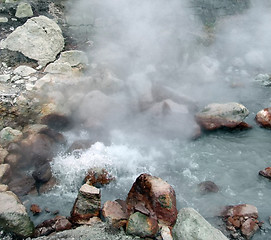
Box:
[198,181,219,194]
[259,167,271,179]
[0,16,64,66]
[255,108,271,129]
[30,204,42,215]
[126,173,177,226]
[0,191,34,237]
[195,102,250,131]
[172,208,228,240]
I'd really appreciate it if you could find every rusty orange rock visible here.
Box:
[255,108,271,128]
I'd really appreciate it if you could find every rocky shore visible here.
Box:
[0,0,270,239]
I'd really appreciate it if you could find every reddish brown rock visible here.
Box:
[84,168,114,188]
[4,153,22,168]
[255,108,271,128]
[259,167,271,179]
[221,204,258,219]
[8,175,36,196]
[198,181,219,194]
[126,173,177,226]
[70,184,101,224]
[30,204,42,215]
[54,216,72,232]
[102,200,128,228]
[241,218,259,239]
[227,216,241,228]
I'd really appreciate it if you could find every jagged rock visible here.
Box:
[0,16,64,66]
[0,147,8,164]
[126,173,177,226]
[0,163,11,184]
[172,208,229,240]
[70,184,101,224]
[259,167,271,179]
[13,65,36,77]
[0,127,22,147]
[126,212,159,238]
[56,50,88,67]
[195,102,250,131]
[32,162,52,183]
[255,108,271,128]
[220,204,258,219]
[30,204,42,215]
[0,191,34,237]
[198,181,219,194]
[15,2,33,18]
[0,184,8,192]
[85,168,114,188]
[44,62,73,74]
[102,200,128,228]
[241,218,259,239]
[8,175,36,196]
[160,225,173,240]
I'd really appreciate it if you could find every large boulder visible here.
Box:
[0,16,64,66]
[0,191,34,237]
[126,173,177,226]
[255,108,271,128]
[195,102,250,131]
[172,208,228,240]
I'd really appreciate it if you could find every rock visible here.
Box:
[241,218,259,239]
[126,173,177,226]
[172,208,229,240]
[126,212,159,238]
[15,2,33,18]
[13,65,36,77]
[195,102,250,131]
[8,175,36,196]
[38,176,57,194]
[255,73,271,86]
[0,147,8,164]
[70,184,101,224]
[102,200,128,228]
[22,124,48,136]
[4,153,22,168]
[40,112,71,131]
[0,163,11,184]
[220,204,258,219]
[0,127,22,147]
[85,168,114,188]
[0,17,8,23]
[255,108,271,128]
[54,216,73,232]
[0,184,8,192]
[160,225,173,240]
[259,167,271,179]
[0,191,34,237]
[44,62,73,74]
[198,181,219,194]
[56,50,88,67]
[0,74,10,82]
[32,162,52,183]
[0,16,64,66]
[30,204,42,215]
[66,139,94,153]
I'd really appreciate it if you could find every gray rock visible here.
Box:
[0,191,34,237]
[15,2,33,19]
[255,73,271,86]
[44,62,72,74]
[0,17,8,23]
[0,74,10,82]
[56,50,88,67]
[172,208,228,240]
[0,16,64,66]
[0,127,22,147]
[13,65,36,77]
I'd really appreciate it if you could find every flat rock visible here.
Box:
[13,65,36,77]
[56,50,88,67]
[15,2,33,18]
[44,62,72,74]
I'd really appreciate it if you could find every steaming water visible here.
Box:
[22,1,271,239]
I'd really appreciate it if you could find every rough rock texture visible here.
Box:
[85,168,114,188]
[0,191,34,237]
[172,208,229,240]
[255,108,271,128]
[221,204,258,219]
[0,127,22,147]
[198,181,219,194]
[13,65,36,77]
[126,173,177,226]
[70,184,101,224]
[15,2,33,18]
[0,16,64,66]
[56,50,88,67]
[195,102,250,130]
[44,62,72,74]
[102,200,128,228]
[126,212,159,238]
[259,167,271,179]
[0,163,11,184]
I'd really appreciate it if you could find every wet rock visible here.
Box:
[56,50,88,67]
[30,204,42,215]
[102,200,128,228]
[172,208,228,240]
[8,175,36,196]
[0,147,8,164]
[255,108,271,129]
[55,216,73,232]
[13,65,36,77]
[32,162,52,183]
[0,127,22,147]
[221,204,258,219]
[0,184,8,192]
[67,139,94,153]
[255,73,271,86]
[70,184,101,224]
[126,173,177,226]
[241,218,259,239]
[38,176,57,194]
[15,2,33,18]
[259,167,271,179]
[126,212,159,238]
[0,163,11,184]
[0,16,64,66]
[198,181,219,194]
[195,102,250,131]
[40,112,71,131]
[0,191,34,237]
[85,168,114,188]
[44,62,73,74]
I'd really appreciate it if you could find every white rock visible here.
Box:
[0,74,10,82]
[15,2,33,19]
[13,65,36,77]
[25,83,34,91]
[56,50,88,67]
[0,17,8,23]
[44,62,72,74]
[0,16,64,66]
[172,208,229,240]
